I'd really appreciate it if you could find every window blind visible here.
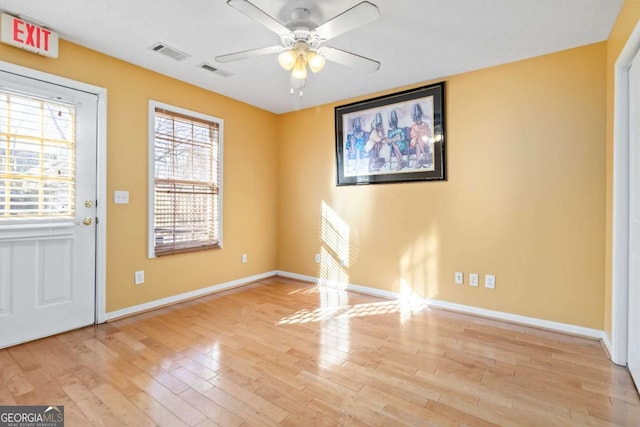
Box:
[0,90,75,218]
[153,107,220,255]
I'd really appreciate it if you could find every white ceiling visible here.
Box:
[0,0,623,114]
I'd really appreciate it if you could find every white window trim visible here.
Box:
[147,100,224,259]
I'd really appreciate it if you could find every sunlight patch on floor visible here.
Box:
[277,297,405,325]
[399,279,427,323]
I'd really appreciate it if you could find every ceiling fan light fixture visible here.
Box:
[291,56,308,79]
[306,51,325,73]
[278,50,296,70]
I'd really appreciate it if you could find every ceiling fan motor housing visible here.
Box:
[288,7,315,29]
[281,30,321,50]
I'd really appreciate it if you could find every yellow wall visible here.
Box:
[604,1,640,339]
[0,24,616,330]
[0,40,280,312]
[277,43,607,329]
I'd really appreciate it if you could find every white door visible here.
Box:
[628,50,640,387]
[0,71,97,348]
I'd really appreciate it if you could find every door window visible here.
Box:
[0,89,75,218]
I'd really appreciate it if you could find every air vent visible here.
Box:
[198,63,233,78]
[200,63,217,72]
[149,42,190,61]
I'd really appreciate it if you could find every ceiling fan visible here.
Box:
[215,0,381,94]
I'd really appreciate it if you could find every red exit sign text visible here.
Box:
[1,13,58,58]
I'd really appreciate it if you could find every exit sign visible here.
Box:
[0,13,58,58]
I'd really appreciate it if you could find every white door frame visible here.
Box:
[612,20,640,366]
[0,60,108,324]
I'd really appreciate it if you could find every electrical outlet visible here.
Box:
[134,270,144,285]
[455,272,464,284]
[315,253,321,263]
[485,274,496,289]
[241,254,247,263]
[340,258,348,267]
[469,273,479,287]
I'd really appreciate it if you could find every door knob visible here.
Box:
[81,217,93,226]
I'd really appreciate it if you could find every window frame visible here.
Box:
[147,100,223,258]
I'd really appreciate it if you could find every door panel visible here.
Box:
[0,71,97,348]
[0,244,10,315]
[38,238,72,305]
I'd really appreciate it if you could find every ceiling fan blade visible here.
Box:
[227,0,291,35]
[215,45,284,63]
[321,47,380,73]
[314,1,380,41]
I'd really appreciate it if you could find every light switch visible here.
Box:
[114,190,129,204]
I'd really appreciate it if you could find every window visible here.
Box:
[149,101,222,257]
[0,89,75,219]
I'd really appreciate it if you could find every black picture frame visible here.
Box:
[335,82,446,186]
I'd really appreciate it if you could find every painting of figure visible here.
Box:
[335,83,445,185]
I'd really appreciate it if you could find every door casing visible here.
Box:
[0,60,108,324]
[625,42,640,388]
[612,18,640,367]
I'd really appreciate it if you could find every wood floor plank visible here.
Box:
[129,372,207,425]
[0,372,17,405]
[91,383,156,427]
[7,344,41,373]
[129,390,190,427]
[179,388,243,427]
[438,392,527,427]
[23,367,68,404]
[62,378,124,427]
[208,376,289,423]
[0,278,637,426]
[341,360,440,406]
[200,385,263,423]
[170,366,214,393]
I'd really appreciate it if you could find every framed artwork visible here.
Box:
[335,82,446,186]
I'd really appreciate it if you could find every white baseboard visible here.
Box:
[276,271,401,299]
[275,271,605,340]
[105,270,606,342]
[424,298,603,340]
[275,271,318,285]
[602,332,614,360]
[105,270,278,321]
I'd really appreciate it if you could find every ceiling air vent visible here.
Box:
[198,63,233,78]
[149,42,190,61]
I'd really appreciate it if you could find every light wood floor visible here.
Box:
[0,277,638,426]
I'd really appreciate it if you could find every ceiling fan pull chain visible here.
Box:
[289,87,303,96]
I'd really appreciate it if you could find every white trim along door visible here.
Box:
[628,46,640,388]
[0,67,105,348]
